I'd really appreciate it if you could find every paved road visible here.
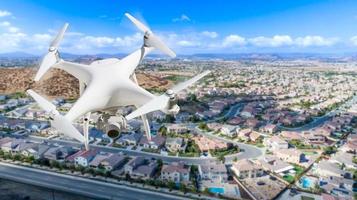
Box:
[278,115,331,132]
[0,162,188,200]
[206,103,244,123]
[279,95,357,132]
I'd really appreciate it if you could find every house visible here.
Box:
[261,124,278,134]
[264,136,288,150]
[314,127,332,137]
[138,135,166,149]
[199,164,228,182]
[89,128,111,143]
[314,160,352,178]
[0,137,15,152]
[231,159,264,179]
[280,131,303,141]
[257,155,294,174]
[100,154,127,171]
[165,137,183,152]
[207,123,223,132]
[0,137,12,146]
[124,156,146,174]
[275,149,306,164]
[116,132,142,146]
[227,117,244,125]
[89,152,112,168]
[125,157,158,180]
[0,138,25,153]
[67,149,98,167]
[44,146,76,161]
[220,124,238,138]
[161,162,190,183]
[302,132,326,145]
[22,143,51,159]
[319,176,354,199]
[193,136,227,153]
[245,118,260,129]
[249,131,261,142]
[237,128,252,141]
[166,124,189,134]
[330,151,357,169]
[12,141,36,154]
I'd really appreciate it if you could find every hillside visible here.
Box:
[0,67,172,99]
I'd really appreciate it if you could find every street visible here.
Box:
[0,162,188,200]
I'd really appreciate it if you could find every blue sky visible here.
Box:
[1,0,357,54]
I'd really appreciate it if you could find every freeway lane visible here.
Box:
[0,162,187,200]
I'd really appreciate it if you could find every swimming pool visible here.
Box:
[301,177,313,188]
[209,187,225,194]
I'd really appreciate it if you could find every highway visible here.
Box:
[0,162,189,200]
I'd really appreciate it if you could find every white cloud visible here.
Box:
[350,36,357,46]
[0,21,20,34]
[0,32,27,51]
[114,33,142,47]
[0,10,11,17]
[222,35,246,47]
[201,31,218,38]
[295,36,338,47]
[70,33,142,52]
[0,13,344,54]
[0,21,10,26]
[249,35,293,47]
[177,40,199,47]
[172,14,191,22]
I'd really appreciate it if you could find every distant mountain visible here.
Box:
[2,51,357,62]
[0,52,38,58]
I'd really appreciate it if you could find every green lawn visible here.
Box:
[303,151,317,156]
[283,174,294,183]
[294,165,304,175]
[141,148,160,154]
[210,146,239,157]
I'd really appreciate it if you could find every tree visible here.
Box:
[179,183,188,194]
[198,122,208,130]
[323,146,337,155]
[13,154,22,161]
[167,181,176,191]
[164,115,175,123]
[156,159,163,169]
[158,126,167,136]
[125,173,131,181]
[188,94,198,102]
[218,154,225,164]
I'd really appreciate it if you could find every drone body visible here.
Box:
[28,13,210,149]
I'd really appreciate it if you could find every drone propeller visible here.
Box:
[125,13,176,58]
[126,70,210,120]
[27,89,85,143]
[34,23,69,81]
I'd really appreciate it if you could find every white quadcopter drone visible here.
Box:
[27,13,210,150]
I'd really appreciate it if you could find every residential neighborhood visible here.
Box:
[1,59,357,200]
